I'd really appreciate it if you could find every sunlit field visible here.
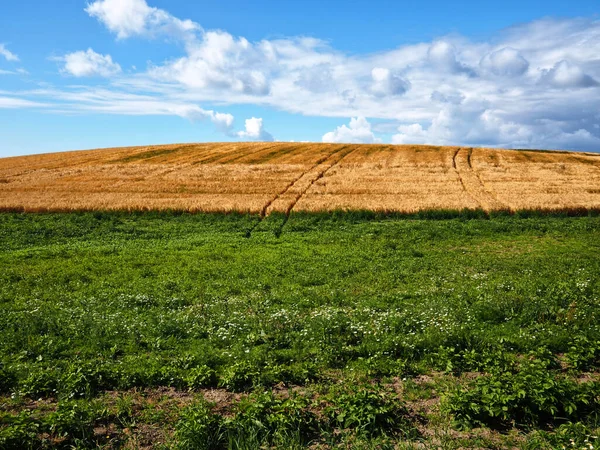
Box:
[1,212,599,448]
[1,143,599,215]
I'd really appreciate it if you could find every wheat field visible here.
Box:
[0,142,599,214]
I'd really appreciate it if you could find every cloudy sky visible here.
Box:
[1,0,599,156]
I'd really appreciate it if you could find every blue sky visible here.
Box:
[0,0,599,156]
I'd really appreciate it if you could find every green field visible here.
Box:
[1,212,599,449]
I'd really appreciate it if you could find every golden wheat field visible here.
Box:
[0,142,599,214]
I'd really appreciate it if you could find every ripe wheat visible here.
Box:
[0,143,599,213]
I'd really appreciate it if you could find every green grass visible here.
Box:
[1,212,599,448]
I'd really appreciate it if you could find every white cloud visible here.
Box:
[177,107,234,133]
[323,117,381,144]
[295,64,334,92]
[85,0,198,39]
[392,100,534,147]
[427,41,473,75]
[212,112,235,132]
[392,124,428,144]
[480,47,529,76]
[0,87,236,136]
[58,48,122,77]
[0,44,19,62]
[540,60,598,88]
[430,89,464,104]
[0,68,28,76]
[5,4,600,151]
[237,117,274,141]
[390,99,600,151]
[0,96,46,108]
[82,1,600,151]
[149,30,274,96]
[536,128,600,151]
[370,68,410,97]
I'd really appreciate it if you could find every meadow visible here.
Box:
[1,211,599,449]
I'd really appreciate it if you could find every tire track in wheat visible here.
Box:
[286,146,355,215]
[454,148,509,212]
[244,145,348,237]
[452,148,480,209]
[274,146,356,235]
[468,148,511,212]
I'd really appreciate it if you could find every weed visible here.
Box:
[0,411,41,449]
[322,384,419,438]
[227,391,318,446]
[444,355,600,429]
[174,400,225,450]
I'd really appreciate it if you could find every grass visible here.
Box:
[1,211,599,448]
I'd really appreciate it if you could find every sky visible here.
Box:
[0,0,599,157]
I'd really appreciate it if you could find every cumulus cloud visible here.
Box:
[180,108,235,133]
[480,47,529,76]
[85,0,198,39]
[149,30,274,96]
[540,60,599,88]
[427,41,473,75]
[430,90,464,104]
[390,100,600,152]
[0,44,19,62]
[541,129,600,150]
[391,101,530,147]
[322,117,381,144]
[211,112,235,133]
[296,64,334,92]
[237,117,274,141]
[59,48,122,77]
[391,123,428,144]
[370,68,410,97]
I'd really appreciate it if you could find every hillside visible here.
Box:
[1,143,599,213]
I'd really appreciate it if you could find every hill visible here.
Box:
[1,143,599,214]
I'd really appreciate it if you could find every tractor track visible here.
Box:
[453,148,509,212]
[245,145,350,237]
[452,148,474,201]
[467,148,510,211]
[275,146,356,235]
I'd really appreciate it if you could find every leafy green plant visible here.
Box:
[228,391,318,446]
[566,336,600,371]
[18,367,59,397]
[525,422,599,449]
[219,361,261,391]
[174,400,225,450]
[0,363,16,394]
[185,365,218,389]
[113,393,136,428]
[444,356,600,429]
[322,384,418,438]
[265,361,320,386]
[45,400,103,446]
[0,411,41,449]
[59,361,116,398]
